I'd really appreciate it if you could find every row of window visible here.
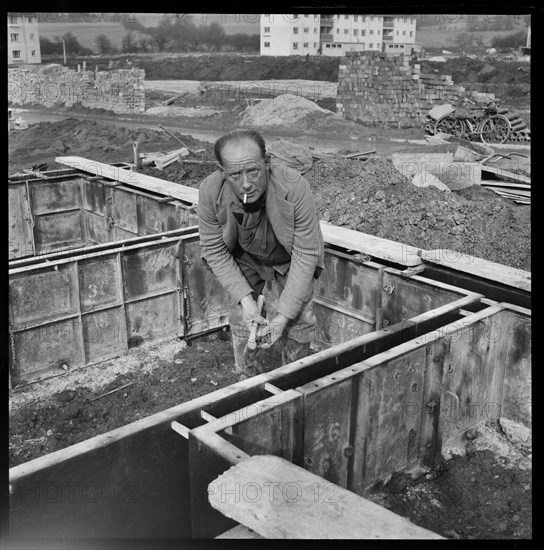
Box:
[262,14,415,24]
[10,32,36,41]
[11,50,37,58]
[9,16,37,24]
[324,43,378,49]
[263,42,318,49]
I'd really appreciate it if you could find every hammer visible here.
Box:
[245,294,265,352]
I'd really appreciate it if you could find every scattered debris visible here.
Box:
[90,381,134,402]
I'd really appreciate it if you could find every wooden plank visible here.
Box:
[320,222,422,266]
[208,455,443,539]
[217,525,264,538]
[481,164,530,184]
[421,250,531,293]
[480,180,530,190]
[56,156,199,205]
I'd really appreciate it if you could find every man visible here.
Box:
[198,129,325,379]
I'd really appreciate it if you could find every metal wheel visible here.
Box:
[434,115,466,138]
[479,114,511,144]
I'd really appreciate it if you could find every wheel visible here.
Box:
[434,115,466,138]
[479,114,511,144]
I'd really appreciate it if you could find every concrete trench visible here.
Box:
[8,163,531,538]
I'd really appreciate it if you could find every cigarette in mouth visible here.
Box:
[243,194,247,204]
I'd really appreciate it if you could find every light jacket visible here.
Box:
[198,161,325,319]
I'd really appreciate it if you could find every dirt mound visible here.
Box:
[8,118,213,171]
[242,94,340,131]
[307,157,530,270]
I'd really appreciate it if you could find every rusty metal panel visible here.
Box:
[381,272,463,328]
[184,240,230,335]
[501,310,531,427]
[82,179,105,214]
[317,254,379,318]
[9,184,33,259]
[82,307,127,364]
[30,179,81,215]
[83,211,108,244]
[79,256,121,312]
[300,377,353,487]
[9,264,78,328]
[137,196,181,235]
[115,226,138,241]
[313,300,374,350]
[122,244,178,300]
[360,347,426,488]
[11,318,84,384]
[113,188,138,233]
[125,293,180,348]
[34,211,84,252]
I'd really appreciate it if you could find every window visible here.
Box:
[313,42,317,47]
[362,16,366,22]
[303,42,309,48]
[314,28,317,33]
[31,49,36,56]
[377,29,380,34]
[354,29,358,35]
[264,42,270,47]
[354,15,358,21]
[345,14,349,19]
[11,33,20,42]
[338,43,342,47]
[9,16,17,24]
[293,27,299,34]
[305,14,309,17]
[293,14,298,18]
[13,50,21,58]
[304,27,309,32]
[361,30,366,36]
[30,33,34,39]
[326,44,330,48]
[403,17,407,22]
[369,43,373,48]
[336,28,339,34]
[344,29,349,34]
[410,31,413,37]
[264,27,270,32]
[370,29,374,34]
[403,30,406,35]
[396,30,399,35]
[370,16,374,21]
[293,42,298,49]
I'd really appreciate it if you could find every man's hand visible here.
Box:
[240,295,267,328]
[257,314,289,349]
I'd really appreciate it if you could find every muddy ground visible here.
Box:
[368,420,532,539]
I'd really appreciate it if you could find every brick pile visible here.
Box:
[8,64,146,114]
[336,51,495,127]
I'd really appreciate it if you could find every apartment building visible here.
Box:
[320,14,384,56]
[8,13,41,64]
[261,14,321,56]
[260,14,418,57]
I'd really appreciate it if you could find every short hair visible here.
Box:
[214,129,266,165]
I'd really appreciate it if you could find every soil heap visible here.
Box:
[307,156,530,270]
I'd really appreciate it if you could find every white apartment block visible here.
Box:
[260,14,418,57]
[261,14,321,56]
[8,13,41,64]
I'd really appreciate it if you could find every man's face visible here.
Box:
[221,139,268,204]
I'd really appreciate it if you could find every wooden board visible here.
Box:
[320,222,422,267]
[208,455,443,539]
[421,250,531,293]
[56,156,200,205]
[481,164,530,184]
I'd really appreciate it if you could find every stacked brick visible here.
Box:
[8,65,146,114]
[336,51,495,128]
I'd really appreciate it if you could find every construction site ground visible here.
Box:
[9,113,531,538]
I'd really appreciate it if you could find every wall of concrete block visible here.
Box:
[336,51,494,127]
[8,64,146,114]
